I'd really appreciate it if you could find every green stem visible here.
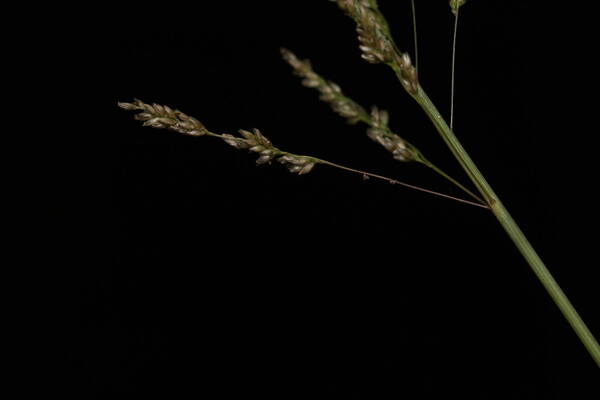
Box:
[409,82,600,366]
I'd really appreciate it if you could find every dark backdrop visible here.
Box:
[54,1,598,398]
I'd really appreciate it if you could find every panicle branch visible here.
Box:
[282,48,418,162]
[280,48,368,124]
[118,99,317,175]
[118,99,485,208]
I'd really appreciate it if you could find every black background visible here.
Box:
[50,0,598,398]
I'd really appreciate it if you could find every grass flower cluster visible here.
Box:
[119,0,600,367]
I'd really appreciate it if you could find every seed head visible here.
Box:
[119,100,318,176]
[335,0,395,64]
[118,99,207,136]
[281,48,367,124]
[332,0,419,93]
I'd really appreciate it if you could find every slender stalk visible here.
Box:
[118,99,487,209]
[408,83,600,366]
[450,7,459,129]
[203,130,488,209]
[411,0,418,73]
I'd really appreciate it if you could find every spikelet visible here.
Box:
[277,155,316,175]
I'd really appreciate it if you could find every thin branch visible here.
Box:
[205,130,489,209]
[411,0,418,73]
[316,159,489,209]
[118,99,489,210]
[450,7,459,129]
